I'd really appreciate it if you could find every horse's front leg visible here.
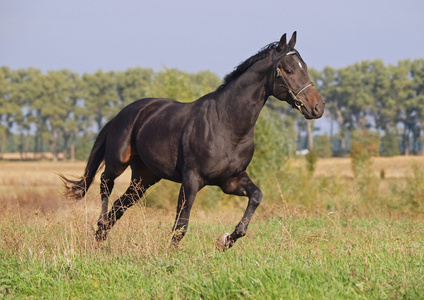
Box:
[217,171,263,251]
[171,173,203,248]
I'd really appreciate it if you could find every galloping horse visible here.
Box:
[61,32,324,250]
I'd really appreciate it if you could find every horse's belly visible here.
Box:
[134,124,184,182]
[135,132,182,181]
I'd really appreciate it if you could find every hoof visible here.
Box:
[97,216,108,227]
[216,233,231,252]
[171,238,180,249]
[95,226,108,242]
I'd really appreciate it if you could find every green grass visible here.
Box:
[1,158,423,298]
[1,204,423,299]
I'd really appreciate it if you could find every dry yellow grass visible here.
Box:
[0,161,132,187]
[0,161,131,214]
[1,155,420,187]
[0,155,422,214]
[315,155,424,178]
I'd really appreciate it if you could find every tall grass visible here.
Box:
[1,201,423,298]
[0,158,424,298]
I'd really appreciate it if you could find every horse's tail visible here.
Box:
[59,121,112,200]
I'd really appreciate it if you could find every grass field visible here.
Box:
[1,157,423,298]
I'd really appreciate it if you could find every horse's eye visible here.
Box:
[285,69,293,75]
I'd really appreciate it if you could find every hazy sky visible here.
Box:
[1,0,423,78]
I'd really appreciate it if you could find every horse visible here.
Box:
[60,32,324,251]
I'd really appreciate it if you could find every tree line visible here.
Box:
[0,67,222,161]
[0,58,423,161]
[315,59,424,156]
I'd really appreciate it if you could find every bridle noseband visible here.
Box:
[273,50,314,112]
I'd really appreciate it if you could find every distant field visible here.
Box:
[0,156,423,298]
[0,155,422,212]
[1,155,421,186]
[315,156,424,178]
[0,155,423,212]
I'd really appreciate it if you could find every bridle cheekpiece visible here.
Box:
[272,49,314,113]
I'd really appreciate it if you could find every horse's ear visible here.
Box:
[288,31,297,48]
[277,33,287,52]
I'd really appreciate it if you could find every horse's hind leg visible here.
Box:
[98,163,128,229]
[96,161,160,241]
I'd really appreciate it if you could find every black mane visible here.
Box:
[217,42,279,91]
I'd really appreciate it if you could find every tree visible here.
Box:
[0,66,12,157]
[2,58,424,160]
[149,68,198,102]
[319,66,349,155]
[82,70,118,131]
[363,60,392,131]
[31,70,80,161]
[7,68,42,158]
[410,59,424,154]
[314,134,333,158]
[380,128,401,157]
[116,67,154,107]
[248,106,293,180]
[339,63,372,130]
[59,70,83,161]
[192,70,222,97]
[390,60,415,155]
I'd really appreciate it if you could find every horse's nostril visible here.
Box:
[314,103,320,114]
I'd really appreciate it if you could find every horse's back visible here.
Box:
[109,98,192,181]
[105,96,253,184]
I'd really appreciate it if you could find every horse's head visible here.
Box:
[271,32,325,119]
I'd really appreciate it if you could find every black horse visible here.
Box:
[61,32,324,250]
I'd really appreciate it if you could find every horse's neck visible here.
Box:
[215,68,270,137]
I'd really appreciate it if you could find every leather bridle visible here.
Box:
[273,50,314,113]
